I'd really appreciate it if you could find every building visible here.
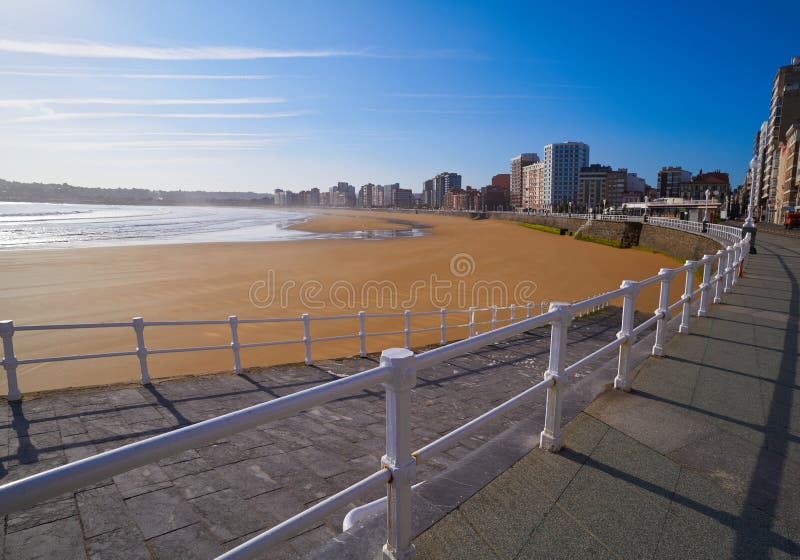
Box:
[542,142,590,209]
[678,170,731,202]
[443,186,481,211]
[578,165,646,212]
[577,164,612,211]
[657,166,693,198]
[392,188,415,209]
[481,184,510,211]
[381,183,400,208]
[776,122,800,223]
[766,57,800,222]
[510,153,539,209]
[329,182,356,207]
[491,174,511,189]
[358,183,377,208]
[626,172,647,194]
[422,179,435,208]
[424,172,461,208]
[521,161,545,210]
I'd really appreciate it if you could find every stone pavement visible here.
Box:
[0,304,630,559]
[414,231,800,559]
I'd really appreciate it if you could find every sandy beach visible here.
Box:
[0,210,684,395]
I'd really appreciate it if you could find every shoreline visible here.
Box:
[1,210,684,395]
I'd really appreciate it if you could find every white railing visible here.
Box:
[0,222,751,560]
[0,301,601,402]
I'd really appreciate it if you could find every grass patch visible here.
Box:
[518,222,563,235]
[574,233,623,248]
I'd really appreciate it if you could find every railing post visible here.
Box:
[404,310,411,349]
[132,317,150,385]
[510,304,516,323]
[697,256,713,318]
[679,261,696,334]
[359,311,367,357]
[540,302,571,452]
[614,280,640,391]
[380,348,417,560]
[1,320,21,401]
[468,307,476,337]
[439,309,446,345]
[228,315,242,374]
[730,245,741,287]
[526,302,532,318]
[713,249,725,304]
[723,247,734,294]
[491,306,497,330]
[302,313,312,365]
[652,268,673,357]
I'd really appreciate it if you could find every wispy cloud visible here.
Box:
[17,111,306,122]
[56,139,280,150]
[0,70,274,80]
[0,39,363,60]
[388,93,564,99]
[26,131,294,138]
[0,97,285,107]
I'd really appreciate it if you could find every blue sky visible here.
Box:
[0,0,798,193]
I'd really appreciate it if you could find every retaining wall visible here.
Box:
[638,224,722,261]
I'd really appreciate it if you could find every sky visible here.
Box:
[0,0,798,193]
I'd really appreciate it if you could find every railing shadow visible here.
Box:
[560,449,800,558]
[734,238,799,559]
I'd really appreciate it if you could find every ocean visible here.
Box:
[0,202,424,250]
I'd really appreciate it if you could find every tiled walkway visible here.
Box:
[415,232,800,559]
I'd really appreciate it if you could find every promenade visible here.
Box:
[414,231,800,559]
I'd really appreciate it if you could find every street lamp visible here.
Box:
[602,199,607,215]
[742,158,758,254]
[568,200,572,216]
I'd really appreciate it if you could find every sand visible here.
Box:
[0,210,685,395]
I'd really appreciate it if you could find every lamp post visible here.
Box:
[568,200,572,216]
[742,158,758,254]
[644,195,649,221]
[602,199,607,215]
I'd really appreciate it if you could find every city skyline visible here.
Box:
[1,0,799,192]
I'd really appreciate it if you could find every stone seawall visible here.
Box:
[638,224,722,261]
[383,209,726,260]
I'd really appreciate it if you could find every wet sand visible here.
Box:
[0,210,683,395]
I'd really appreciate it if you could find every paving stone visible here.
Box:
[147,522,224,560]
[414,509,500,560]
[172,468,230,500]
[214,457,282,498]
[124,487,199,539]
[113,463,172,499]
[516,505,616,560]
[286,446,349,479]
[76,485,131,538]
[85,527,151,560]
[6,497,76,534]
[189,488,273,542]
[3,516,87,560]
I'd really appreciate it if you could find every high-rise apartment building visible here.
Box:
[776,123,800,223]
[510,153,539,209]
[329,182,356,207]
[765,57,800,222]
[422,179,435,208]
[424,172,461,208]
[657,167,693,198]
[542,142,590,208]
[521,161,545,210]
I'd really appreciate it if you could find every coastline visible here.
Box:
[0,210,683,395]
